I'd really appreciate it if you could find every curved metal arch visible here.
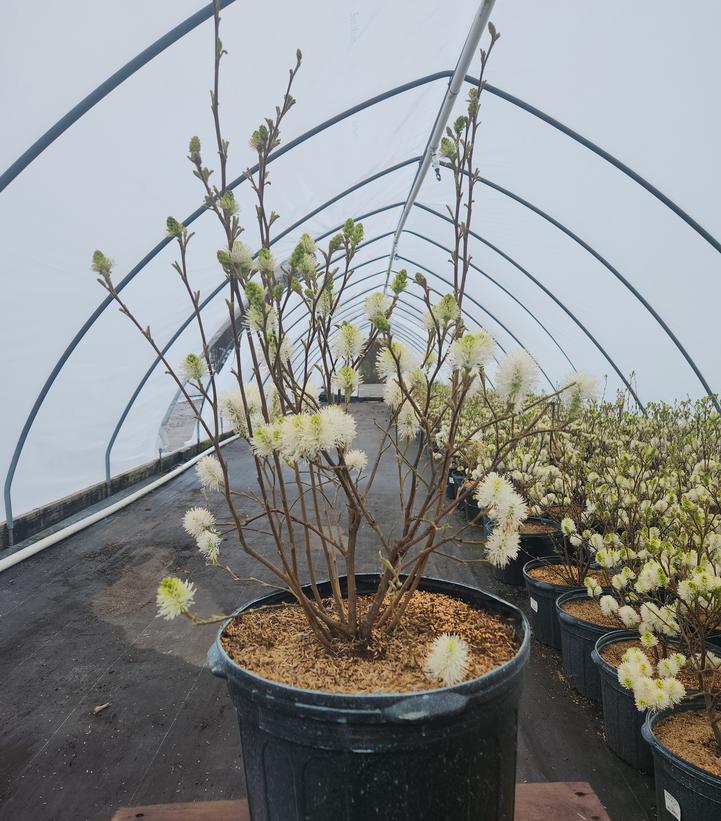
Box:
[297,303,429,381]
[400,230,576,371]
[279,267,504,377]
[106,186,649,492]
[414,203,645,411]
[302,308,497,393]
[478,79,721,258]
[0,0,240,193]
[449,164,719,411]
[326,218,634,399]
[290,270,509,374]
[396,255,554,389]
[101,163,417,484]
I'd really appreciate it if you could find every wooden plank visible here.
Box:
[112,781,611,820]
[112,799,249,821]
[515,781,611,820]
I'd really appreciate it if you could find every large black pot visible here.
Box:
[494,517,562,587]
[208,573,530,821]
[591,630,654,773]
[522,556,580,650]
[643,699,721,820]
[556,588,611,702]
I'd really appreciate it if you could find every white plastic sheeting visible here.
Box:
[2,1,720,521]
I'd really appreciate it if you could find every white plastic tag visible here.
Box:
[529,597,538,612]
[664,790,681,820]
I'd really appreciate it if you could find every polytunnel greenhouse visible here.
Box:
[2,1,721,819]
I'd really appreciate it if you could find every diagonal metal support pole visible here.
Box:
[383,0,497,289]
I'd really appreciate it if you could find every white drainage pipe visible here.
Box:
[0,436,238,574]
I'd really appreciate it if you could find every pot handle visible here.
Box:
[207,642,227,679]
[382,691,469,723]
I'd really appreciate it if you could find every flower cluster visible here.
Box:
[251,406,356,462]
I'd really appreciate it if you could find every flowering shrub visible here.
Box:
[92,12,588,654]
[544,396,721,751]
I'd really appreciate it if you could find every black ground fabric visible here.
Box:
[0,405,655,820]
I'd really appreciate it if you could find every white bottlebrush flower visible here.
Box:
[377,342,418,381]
[320,405,357,450]
[600,595,619,618]
[345,449,368,473]
[618,660,643,690]
[197,529,221,563]
[246,304,277,335]
[424,634,470,686]
[448,331,495,371]
[495,349,538,411]
[229,240,254,274]
[584,576,602,599]
[196,455,224,492]
[251,422,282,458]
[618,605,641,628]
[335,365,360,394]
[561,516,577,536]
[332,323,364,361]
[658,654,685,679]
[632,676,658,710]
[180,353,208,382]
[183,507,215,539]
[475,472,516,515]
[559,371,599,411]
[156,577,196,620]
[397,404,420,442]
[640,629,659,648]
[659,677,685,706]
[428,294,460,326]
[383,378,404,409]
[485,525,521,568]
[364,292,390,321]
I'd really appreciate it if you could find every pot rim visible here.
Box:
[555,587,615,630]
[518,516,562,540]
[643,697,721,788]
[209,572,530,705]
[590,629,642,673]
[522,555,583,591]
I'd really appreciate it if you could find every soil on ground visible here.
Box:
[526,563,603,587]
[560,597,625,629]
[655,709,721,778]
[221,590,517,694]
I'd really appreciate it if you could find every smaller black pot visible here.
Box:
[494,518,563,587]
[591,631,653,773]
[556,588,612,702]
[446,468,466,501]
[643,699,721,821]
[522,556,580,650]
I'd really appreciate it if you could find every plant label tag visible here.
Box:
[529,597,538,612]
[664,790,681,820]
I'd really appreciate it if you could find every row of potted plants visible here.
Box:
[448,394,721,820]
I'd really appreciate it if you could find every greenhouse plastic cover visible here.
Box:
[2,0,720,522]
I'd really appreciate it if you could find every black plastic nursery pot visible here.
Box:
[591,630,654,773]
[494,517,562,587]
[522,556,580,650]
[446,467,466,501]
[643,699,721,821]
[207,573,530,821]
[556,588,610,702]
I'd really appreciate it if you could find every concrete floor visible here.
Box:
[0,404,656,820]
